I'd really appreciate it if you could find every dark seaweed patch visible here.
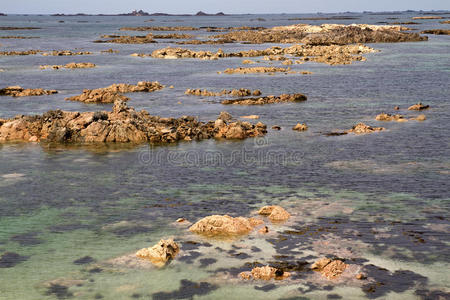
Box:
[10,232,42,246]
[110,226,152,237]
[73,256,95,265]
[327,294,343,299]
[45,284,73,299]
[94,293,103,299]
[151,280,218,300]
[199,258,217,268]
[415,289,450,299]
[49,223,93,233]
[88,267,103,273]
[0,252,29,268]
[178,251,202,264]
[254,284,277,292]
[251,246,262,252]
[131,293,142,298]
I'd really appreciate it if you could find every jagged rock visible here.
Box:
[0,100,267,144]
[101,48,120,53]
[242,59,255,64]
[218,111,233,122]
[356,273,367,280]
[222,94,307,105]
[408,103,429,110]
[189,215,264,237]
[0,86,57,97]
[136,239,179,267]
[223,67,293,74]
[292,123,308,131]
[239,266,291,280]
[311,258,348,280]
[347,123,385,134]
[40,62,96,70]
[41,50,92,56]
[258,226,269,234]
[185,88,261,97]
[375,113,407,122]
[258,205,290,222]
[148,47,223,60]
[66,81,164,103]
[0,50,40,56]
[272,125,281,130]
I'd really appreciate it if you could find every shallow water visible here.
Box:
[0,12,449,300]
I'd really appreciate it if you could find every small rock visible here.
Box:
[292,123,308,131]
[408,103,429,111]
[136,239,179,267]
[356,273,367,280]
[271,125,281,130]
[240,115,259,119]
[258,205,290,222]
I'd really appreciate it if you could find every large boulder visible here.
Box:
[239,265,291,280]
[189,215,264,237]
[136,239,180,267]
[258,205,290,222]
[311,257,348,280]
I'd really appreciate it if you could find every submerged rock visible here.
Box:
[41,50,92,56]
[0,86,57,97]
[222,93,307,105]
[311,257,348,280]
[347,123,385,135]
[222,66,294,74]
[375,113,407,122]
[0,100,267,144]
[95,33,157,44]
[258,205,290,222]
[189,215,264,237]
[66,81,164,103]
[136,239,180,267]
[421,29,450,35]
[408,103,430,111]
[0,50,41,56]
[239,265,291,280]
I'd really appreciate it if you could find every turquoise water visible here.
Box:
[0,12,449,299]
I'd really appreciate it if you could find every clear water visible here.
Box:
[0,12,449,300]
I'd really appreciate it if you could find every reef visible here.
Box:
[0,86,57,97]
[189,215,264,237]
[40,63,96,70]
[420,29,450,35]
[185,88,261,97]
[222,94,307,105]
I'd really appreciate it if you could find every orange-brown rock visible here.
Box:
[408,103,430,110]
[0,86,57,97]
[222,94,307,105]
[40,62,96,70]
[412,16,443,20]
[375,113,407,122]
[0,100,267,144]
[421,29,450,35]
[239,266,291,280]
[189,215,264,237]
[136,239,179,267]
[292,123,308,131]
[41,50,92,56]
[120,26,199,31]
[222,66,292,74]
[347,123,385,135]
[95,33,157,44]
[66,81,164,103]
[311,258,348,280]
[258,205,290,222]
[0,50,41,56]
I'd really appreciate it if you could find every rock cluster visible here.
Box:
[222,66,296,74]
[120,26,198,31]
[41,50,92,56]
[0,86,57,97]
[375,113,407,122]
[188,215,264,237]
[0,50,41,56]
[95,34,156,44]
[412,16,443,20]
[0,100,267,144]
[136,239,179,267]
[66,81,164,103]
[211,23,427,45]
[40,63,96,70]
[408,103,430,110]
[327,123,385,136]
[222,94,307,105]
[258,205,291,221]
[311,258,348,280]
[148,47,226,60]
[239,266,291,280]
[185,88,261,97]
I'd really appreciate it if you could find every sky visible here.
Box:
[1,0,449,14]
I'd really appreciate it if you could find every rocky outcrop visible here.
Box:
[440,20,450,24]
[136,239,179,267]
[408,103,429,110]
[95,34,156,44]
[66,81,164,103]
[222,94,307,105]
[311,258,348,280]
[292,123,308,131]
[212,23,427,45]
[258,205,290,222]
[148,47,225,60]
[222,67,296,74]
[0,26,40,30]
[185,88,261,97]
[412,16,443,20]
[0,86,57,97]
[0,36,39,39]
[0,100,267,144]
[40,63,96,70]
[326,123,385,136]
[41,50,92,56]
[239,266,291,280]
[120,26,199,31]
[375,113,407,122]
[421,29,450,35]
[0,50,41,56]
[101,48,119,53]
[189,215,264,237]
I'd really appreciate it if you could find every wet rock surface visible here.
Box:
[66,81,164,103]
[327,123,385,136]
[408,103,430,110]
[0,100,267,144]
[239,265,291,280]
[0,86,58,97]
[41,50,93,56]
[222,66,298,74]
[311,258,348,280]
[185,88,261,97]
[222,94,307,105]
[136,239,180,267]
[421,29,450,35]
[258,206,291,222]
[292,123,309,131]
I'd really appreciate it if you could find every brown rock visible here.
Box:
[292,123,308,131]
[411,114,426,121]
[185,88,260,97]
[356,273,367,280]
[40,62,96,70]
[136,239,179,267]
[239,265,291,280]
[347,123,385,135]
[0,86,57,97]
[258,205,290,222]
[272,125,281,130]
[258,226,269,234]
[408,103,429,110]
[421,29,450,35]
[222,93,307,105]
[189,215,263,237]
[311,257,348,280]
[240,115,259,119]
[375,113,407,122]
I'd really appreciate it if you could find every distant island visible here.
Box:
[51,10,227,17]
[0,13,7,16]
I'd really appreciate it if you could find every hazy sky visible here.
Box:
[2,0,449,14]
